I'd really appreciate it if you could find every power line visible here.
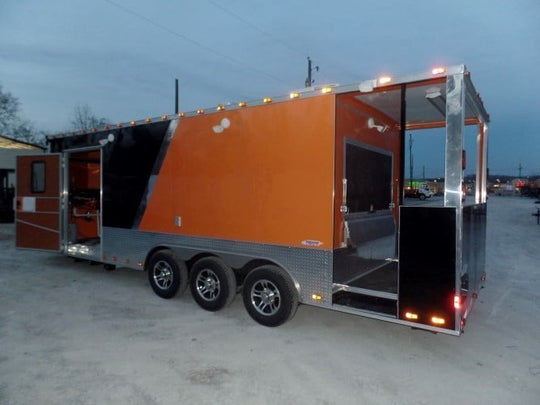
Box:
[207,0,307,58]
[103,0,286,84]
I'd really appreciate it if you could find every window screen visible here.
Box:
[31,161,46,193]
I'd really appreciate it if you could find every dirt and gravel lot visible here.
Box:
[1,196,539,404]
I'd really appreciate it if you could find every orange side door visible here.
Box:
[16,155,62,251]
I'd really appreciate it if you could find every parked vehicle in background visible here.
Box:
[404,182,433,200]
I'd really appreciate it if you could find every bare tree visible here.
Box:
[0,84,44,145]
[70,104,108,131]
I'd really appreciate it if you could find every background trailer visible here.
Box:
[16,65,489,335]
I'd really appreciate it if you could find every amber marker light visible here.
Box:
[178,112,185,117]
[321,87,332,94]
[197,109,205,114]
[311,294,323,301]
[145,118,152,123]
[405,312,418,320]
[217,105,225,111]
[290,92,300,99]
[432,67,446,75]
[378,76,392,85]
[431,316,445,325]
[130,120,137,126]
[238,101,247,107]
[116,123,123,128]
[263,97,272,103]
[161,115,168,120]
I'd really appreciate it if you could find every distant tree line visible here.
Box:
[0,83,108,146]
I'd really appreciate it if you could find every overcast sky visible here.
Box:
[1,0,539,176]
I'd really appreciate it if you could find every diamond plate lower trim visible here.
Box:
[102,227,333,306]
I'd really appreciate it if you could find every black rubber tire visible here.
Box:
[190,257,236,311]
[418,193,426,201]
[146,250,188,299]
[242,265,298,327]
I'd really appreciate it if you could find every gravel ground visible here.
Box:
[1,195,539,404]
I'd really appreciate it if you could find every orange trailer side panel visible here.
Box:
[139,96,336,248]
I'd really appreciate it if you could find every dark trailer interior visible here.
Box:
[332,65,489,335]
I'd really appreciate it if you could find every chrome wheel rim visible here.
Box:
[250,279,280,316]
[153,260,173,290]
[195,269,220,302]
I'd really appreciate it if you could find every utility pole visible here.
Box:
[305,56,319,87]
[174,78,179,115]
[518,162,522,178]
[409,133,414,188]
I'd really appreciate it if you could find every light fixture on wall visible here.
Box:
[367,117,388,133]
[425,87,446,117]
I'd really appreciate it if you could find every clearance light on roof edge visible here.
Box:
[238,101,247,107]
[321,87,332,94]
[263,97,272,103]
[178,112,185,117]
[197,109,205,114]
[217,105,225,111]
[378,76,392,85]
[130,120,136,126]
[290,92,300,99]
[432,66,446,75]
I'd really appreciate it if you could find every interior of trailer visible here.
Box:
[332,73,489,326]
[66,150,101,253]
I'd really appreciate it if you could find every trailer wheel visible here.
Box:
[190,257,236,311]
[419,193,426,200]
[147,250,188,299]
[242,265,298,327]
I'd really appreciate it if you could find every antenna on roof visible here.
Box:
[305,57,319,88]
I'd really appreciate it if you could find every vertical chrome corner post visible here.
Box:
[444,66,466,209]
[444,67,466,332]
[476,122,489,203]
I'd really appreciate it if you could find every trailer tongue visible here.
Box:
[16,65,489,335]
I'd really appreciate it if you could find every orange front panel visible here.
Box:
[139,96,336,248]
[16,220,60,250]
[16,155,61,251]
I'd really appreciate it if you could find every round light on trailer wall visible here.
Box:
[145,118,152,123]
[263,97,272,103]
[130,121,137,126]
[197,109,205,114]
[217,105,225,111]
[238,101,247,107]
[178,112,185,117]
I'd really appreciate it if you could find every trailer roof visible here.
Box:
[48,64,488,140]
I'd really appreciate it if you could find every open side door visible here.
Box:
[16,154,62,251]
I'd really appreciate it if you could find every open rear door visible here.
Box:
[16,155,62,251]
